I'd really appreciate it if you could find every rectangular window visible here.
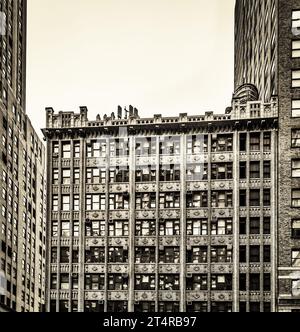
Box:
[61,195,70,211]
[110,139,129,157]
[135,220,156,236]
[186,163,208,181]
[73,169,80,184]
[250,133,260,151]
[109,167,129,183]
[159,275,180,290]
[52,196,58,211]
[240,133,247,152]
[211,275,232,291]
[159,247,180,264]
[292,70,300,88]
[159,192,180,209]
[292,220,300,239]
[292,129,300,147]
[250,162,260,178]
[73,195,80,211]
[159,164,180,181]
[62,169,71,184]
[211,191,232,208]
[74,141,80,158]
[159,136,180,155]
[186,191,208,208]
[239,162,247,179]
[135,275,156,290]
[62,142,71,158]
[60,248,70,263]
[187,219,208,236]
[86,168,106,184]
[109,193,129,210]
[292,40,300,58]
[186,275,208,291]
[86,194,106,211]
[292,10,300,29]
[211,247,232,263]
[85,220,105,237]
[85,247,105,263]
[187,135,208,154]
[108,220,129,237]
[108,274,128,291]
[250,246,260,263]
[135,137,156,155]
[87,140,106,158]
[250,190,260,206]
[211,218,232,235]
[264,161,271,178]
[85,274,105,291]
[292,250,300,267]
[61,221,70,237]
[135,193,156,210]
[73,221,79,237]
[60,274,69,290]
[51,221,58,237]
[263,132,271,151]
[211,163,233,180]
[292,160,300,177]
[250,218,260,234]
[211,134,233,152]
[159,219,180,236]
[292,100,300,117]
[186,247,207,263]
[135,166,156,182]
[292,189,300,207]
[109,247,128,263]
[52,169,59,184]
[263,189,271,207]
[135,247,155,264]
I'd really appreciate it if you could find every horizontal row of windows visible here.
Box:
[51,245,271,264]
[51,189,272,211]
[50,273,271,292]
[52,132,272,158]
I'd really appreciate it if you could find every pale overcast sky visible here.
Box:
[26,0,235,134]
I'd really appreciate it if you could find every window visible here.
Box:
[239,274,246,291]
[52,196,58,211]
[51,248,57,263]
[292,189,300,207]
[136,193,156,210]
[292,129,300,147]
[52,169,59,184]
[239,218,246,235]
[186,247,207,263]
[264,245,271,263]
[239,246,246,263]
[240,133,247,152]
[73,221,79,237]
[85,220,105,237]
[186,275,208,291]
[211,247,232,263]
[292,70,300,88]
[135,302,156,313]
[108,220,129,237]
[250,190,260,206]
[107,301,128,313]
[250,218,260,234]
[211,275,232,291]
[159,247,180,263]
[263,132,271,151]
[109,167,129,183]
[292,160,300,177]
[87,140,106,158]
[109,193,129,210]
[62,142,71,158]
[159,192,180,209]
[186,164,208,181]
[263,189,271,206]
[292,100,300,117]
[292,220,300,239]
[159,219,180,236]
[292,10,300,29]
[250,246,260,262]
[61,221,70,237]
[109,247,128,263]
[135,137,156,155]
[264,274,271,291]
[158,302,180,313]
[108,274,128,290]
[110,139,129,157]
[85,247,105,263]
[52,142,59,154]
[61,195,70,211]
[136,166,156,182]
[250,133,260,151]
[211,218,232,235]
[51,221,58,237]
[135,275,155,290]
[264,161,271,178]
[211,163,233,180]
[60,248,70,263]
[74,169,80,184]
[60,274,69,290]
[73,195,80,211]
[85,274,105,290]
[239,162,247,179]
[135,247,155,263]
[86,168,106,184]
[211,134,233,152]
[187,219,208,236]
[159,275,179,290]
[187,135,208,154]
[159,164,180,181]
[86,194,106,211]
[159,136,180,155]
[74,141,80,158]
[292,250,300,267]
[264,217,271,235]
[250,162,260,178]
[61,169,71,184]
[186,192,208,208]
[249,274,260,291]
[211,191,232,208]
[135,220,156,236]
[292,40,300,58]
[84,301,104,313]
[50,274,57,290]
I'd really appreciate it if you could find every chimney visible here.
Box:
[118,106,122,119]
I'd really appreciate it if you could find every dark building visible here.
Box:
[0,0,46,312]
[42,91,278,312]
[235,0,300,312]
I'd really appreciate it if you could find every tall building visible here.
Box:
[0,0,46,312]
[235,0,300,312]
[42,91,278,312]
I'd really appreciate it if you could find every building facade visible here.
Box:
[235,0,300,312]
[0,0,46,312]
[43,88,278,312]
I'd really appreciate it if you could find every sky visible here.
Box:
[26,0,235,135]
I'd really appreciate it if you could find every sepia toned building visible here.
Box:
[235,0,300,312]
[43,86,278,312]
[0,0,46,312]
